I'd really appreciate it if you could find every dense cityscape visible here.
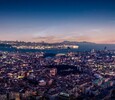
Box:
[0,46,115,100]
[0,0,115,100]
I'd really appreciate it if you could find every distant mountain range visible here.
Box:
[61,41,96,44]
[0,40,114,45]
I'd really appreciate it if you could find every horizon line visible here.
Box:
[0,40,115,45]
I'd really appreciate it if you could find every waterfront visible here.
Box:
[0,42,115,54]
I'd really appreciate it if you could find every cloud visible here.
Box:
[88,28,102,33]
[33,36,63,42]
[32,33,93,43]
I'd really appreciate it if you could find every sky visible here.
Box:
[0,0,115,43]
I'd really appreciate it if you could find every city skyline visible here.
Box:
[0,0,115,44]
